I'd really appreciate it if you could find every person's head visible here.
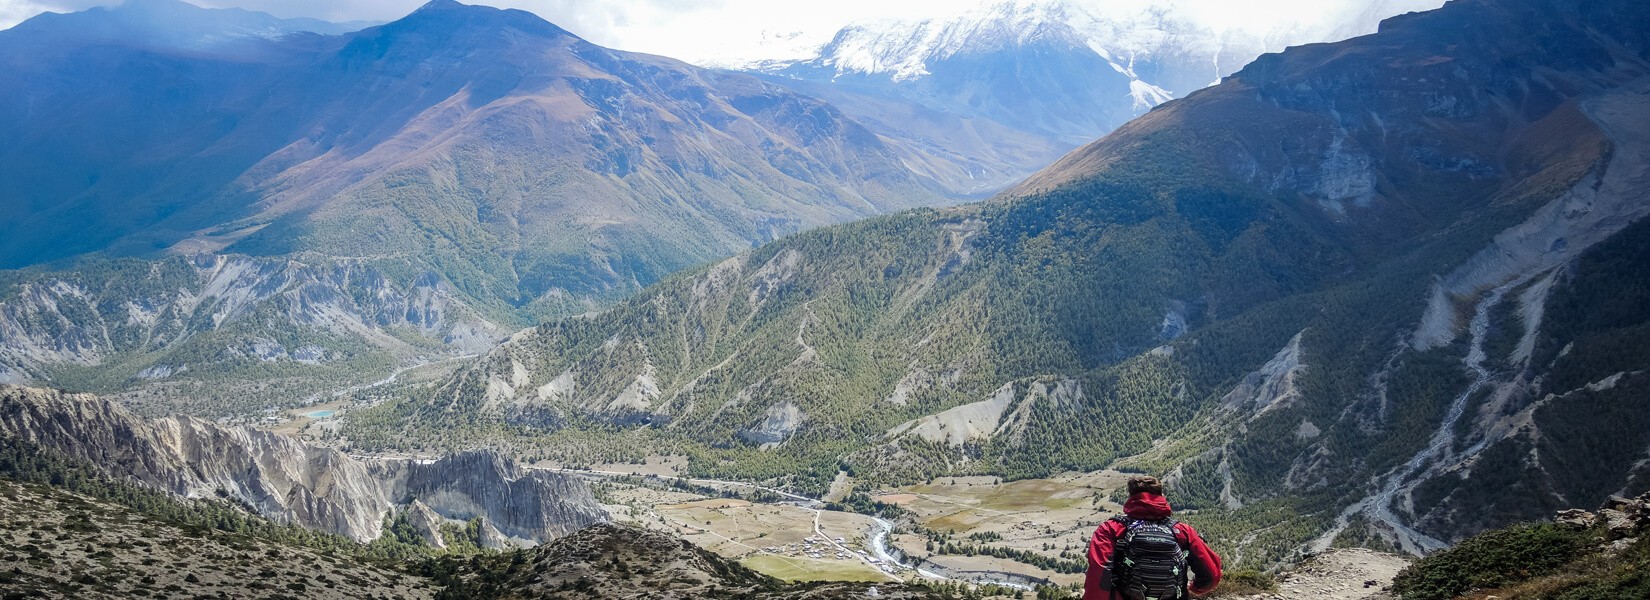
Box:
[1127,476,1165,497]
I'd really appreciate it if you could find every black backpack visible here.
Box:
[1111,515,1189,600]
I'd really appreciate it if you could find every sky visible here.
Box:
[0,0,1444,65]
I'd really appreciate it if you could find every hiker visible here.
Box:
[1084,476,1223,600]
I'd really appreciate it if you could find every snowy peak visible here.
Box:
[779,0,1230,111]
[816,1,1085,81]
[757,0,1447,101]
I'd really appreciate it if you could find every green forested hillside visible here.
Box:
[0,253,496,418]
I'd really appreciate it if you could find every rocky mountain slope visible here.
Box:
[0,0,949,286]
[1229,548,1407,600]
[741,0,1445,193]
[0,0,975,408]
[0,253,505,417]
[0,384,606,546]
[0,478,435,600]
[351,0,1650,567]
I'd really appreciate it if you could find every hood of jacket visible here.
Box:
[1123,492,1173,520]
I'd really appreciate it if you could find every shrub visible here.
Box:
[1392,523,1594,600]
[1209,568,1277,596]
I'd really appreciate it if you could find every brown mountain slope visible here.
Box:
[0,0,951,306]
[0,0,967,410]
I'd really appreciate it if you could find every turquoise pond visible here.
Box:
[301,410,336,418]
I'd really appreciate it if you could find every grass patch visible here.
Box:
[740,555,890,583]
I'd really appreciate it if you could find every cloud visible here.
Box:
[0,0,1444,64]
[0,0,936,62]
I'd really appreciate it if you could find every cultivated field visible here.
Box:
[601,482,897,583]
[873,471,1134,587]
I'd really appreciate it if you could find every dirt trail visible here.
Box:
[1232,548,1408,600]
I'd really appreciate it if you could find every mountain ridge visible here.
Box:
[4,0,373,52]
[0,0,974,409]
[737,0,1447,198]
[0,0,957,296]
[0,384,608,545]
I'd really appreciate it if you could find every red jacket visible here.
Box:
[1084,492,1223,600]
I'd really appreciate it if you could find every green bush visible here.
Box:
[1215,569,1278,595]
[1392,523,1594,600]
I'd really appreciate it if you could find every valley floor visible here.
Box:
[577,466,1130,590]
[571,466,1415,597]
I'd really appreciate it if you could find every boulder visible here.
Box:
[1554,509,1598,529]
[1600,509,1636,540]
[1554,492,1650,537]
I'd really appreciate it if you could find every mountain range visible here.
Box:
[5,0,1650,579]
[350,0,1650,566]
[0,0,950,289]
[736,0,1446,193]
[0,0,1449,414]
[0,0,964,408]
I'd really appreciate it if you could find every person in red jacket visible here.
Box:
[1085,476,1223,600]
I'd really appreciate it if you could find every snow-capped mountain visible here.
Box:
[736,0,1445,193]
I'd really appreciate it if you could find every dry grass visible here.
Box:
[741,555,892,582]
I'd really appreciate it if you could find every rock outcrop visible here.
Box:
[387,450,604,543]
[0,384,606,545]
[1553,491,1650,541]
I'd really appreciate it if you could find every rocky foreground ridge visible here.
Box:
[0,478,436,600]
[431,522,946,599]
[0,384,606,546]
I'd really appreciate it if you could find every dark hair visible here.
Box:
[1127,476,1165,496]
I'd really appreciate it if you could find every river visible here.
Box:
[1313,279,1522,555]
[544,465,1042,590]
[302,353,478,405]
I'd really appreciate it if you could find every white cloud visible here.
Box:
[0,0,1446,64]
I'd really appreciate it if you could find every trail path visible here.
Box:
[1231,548,1406,600]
